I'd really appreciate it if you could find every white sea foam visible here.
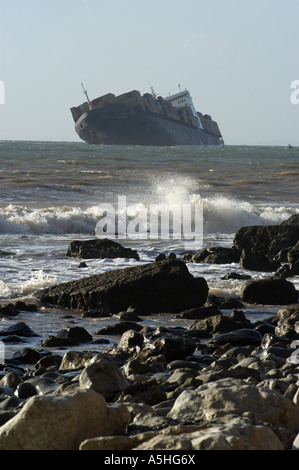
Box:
[0,196,296,236]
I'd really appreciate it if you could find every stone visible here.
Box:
[234,224,299,259]
[96,321,143,336]
[37,259,209,314]
[281,214,299,228]
[80,432,156,450]
[118,330,144,353]
[0,371,22,391]
[12,348,42,364]
[0,389,131,450]
[0,322,39,338]
[240,278,298,305]
[0,304,19,317]
[288,241,299,274]
[41,326,93,347]
[275,305,299,339]
[15,382,38,399]
[59,350,97,371]
[14,301,38,312]
[240,248,280,272]
[66,238,140,260]
[134,417,284,450]
[168,377,299,431]
[210,328,263,346]
[79,354,129,399]
[204,247,241,264]
[188,310,251,336]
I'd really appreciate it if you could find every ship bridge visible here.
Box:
[164,88,203,129]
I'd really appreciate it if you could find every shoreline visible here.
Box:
[0,217,298,450]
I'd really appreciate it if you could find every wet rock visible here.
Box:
[15,382,38,399]
[0,304,19,317]
[41,326,93,348]
[241,278,298,305]
[221,272,251,280]
[240,248,280,272]
[14,301,38,312]
[177,305,222,319]
[192,246,240,265]
[210,328,263,346]
[66,238,140,260]
[234,224,299,259]
[37,259,208,314]
[122,378,167,406]
[0,396,23,411]
[281,214,299,228]
[96,321,143,336]
[288,241,299,274]
[35,354,62,370]
[114,311,143,322]
[1,335,28,343]
[275,304,299,339]
[79,353,129,400]
[188,310,251,336]
[143,328,197,362]
[0,371,22,391]
[59,350,97,371]
[25,377,60,395]
[12,348,43,365]
[191,249,210,263]
[155,253,166,262]
[0,322,39,338]
[118,329,144,353]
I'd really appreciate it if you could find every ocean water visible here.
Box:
[0,140,298,357]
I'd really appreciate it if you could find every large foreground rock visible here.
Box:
[36,259,209,313]
[0,389,131,450]
[168,378,299,431]
[134,417,284,450]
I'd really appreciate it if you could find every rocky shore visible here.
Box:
[0,216,298,450]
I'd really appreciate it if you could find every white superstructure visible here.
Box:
[165,86,203,129]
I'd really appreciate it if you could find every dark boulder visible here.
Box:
[240,278,298,305]
[0,304,19,317]
[36,259,209,314]
[188,309,252,336]
[210,328,263,346]
[234,225,299,259]
[0,322,39,338]
[281,214,299,228]
[66,238,140,260]
[288,241,299,275]
[41,326,93,347]
[240,248,280,272]
[192,247,240,264]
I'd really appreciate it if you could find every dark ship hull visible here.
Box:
[71,89,223,146]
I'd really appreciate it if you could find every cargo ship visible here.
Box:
[71,85,224,146]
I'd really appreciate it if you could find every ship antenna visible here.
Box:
[81,82,92,109]
[151,87,157,99]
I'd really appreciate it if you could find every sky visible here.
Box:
[0,0,298,145]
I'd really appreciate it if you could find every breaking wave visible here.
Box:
[0,198,295,236]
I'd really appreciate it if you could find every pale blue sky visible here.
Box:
[0,0,298,144]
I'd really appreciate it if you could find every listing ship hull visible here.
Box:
[71,90,223,147]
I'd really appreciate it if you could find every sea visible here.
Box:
[0,140,298,360]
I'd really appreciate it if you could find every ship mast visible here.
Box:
[81,83,92,109]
